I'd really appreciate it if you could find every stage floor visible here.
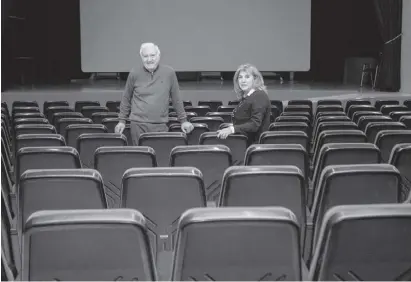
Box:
[2,79,411,111]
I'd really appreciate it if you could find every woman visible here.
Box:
[217,64,271,145]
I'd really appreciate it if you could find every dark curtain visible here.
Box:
[373,0,402,92]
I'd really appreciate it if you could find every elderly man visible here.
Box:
[115,42,194,145]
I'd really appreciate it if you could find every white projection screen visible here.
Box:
[80,0,311,72]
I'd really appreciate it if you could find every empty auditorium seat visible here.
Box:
[12,101,38,108]
[315,111,347,120]
[185,106,211,116]
[245,144,309,183]
[122,167,206,280]
[310,143,381,206]
[288,99,313,109]
[309,204,411,281]
[169,123,208,145]
[313,121,358,146]
[15,134,66,157]
[217,105,236,113]
[365,121,406,143]
[344,99,371,112]
[45,106,74,122]
[101,117,122,133]
[77,133,127,168]
[312,130,367,163]
[198,101,223,112]
[389,143,411,198]
[313,116,351,135]
[219,166,307,246]
[139,132,187,167]
[205,112,232,123]
[375,130,411,162]
[51,112,83,126]
[81,106,109,118]
[22,209,157,281]
[57,117,92,136]
[316,105,344,115]
[381,105,409,116]
[311,164,402,251]
[259,131,309,151]
[91,112,119,124]
[12,107,40,117]
[357,115,392,131]
[43,101,69,112]
[405,99,411,109]
[13,118,49,126]
[389,111,411,121]
[282,111,312,120]
[170,145,231,204]
[74,100,100,112]
[317,99,342,106]
[169,111,197,119]
[347,105,377,119]
[190,117,224,131]
[13,112,45,120]
[105,101,120,112]
[284,105,312,115]
[18,168,107,235]
[400,116,411,128]
[16,147,82,185]
[65,124,108,147]
[15,124,56,136]
[352,111,382,124]
[375,99,399,110]
[199,132,248,165]
[172,207,303,281]
[269,122,310,136]
[275,116,310,125]
[94,146,157,208]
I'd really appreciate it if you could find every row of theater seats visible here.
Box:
[2,99,411,281]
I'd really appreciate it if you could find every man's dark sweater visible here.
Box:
[232,89,271,145]
[118,64,187,124]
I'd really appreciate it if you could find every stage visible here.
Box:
[2,79,411,111]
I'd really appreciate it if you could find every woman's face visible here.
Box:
[238,70,254,92]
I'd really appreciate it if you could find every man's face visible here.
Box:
[141,46,160,72]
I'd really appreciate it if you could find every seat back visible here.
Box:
[389,143,411,187]
[245,144,309,183]
[16,147,82,184]
[380,105,409,116]
[352,111,382,124]
[312,164,402,249]
[91,112,119,124]
[172,207,302,281]
[95,146,156,208]
[375,130,411,162]
[74,100,100,112]
[57,117,92,136]
[344,99,371,112]
[169,123,209,145]
[190,117,224,131]
[18,168,107,235]
[65,124,108,147]
[205,112,233,123]
[105,101,120,112]
[365,121,406,143]
[15,134,65,155]
[77,133,127,168]
[199,132,248,165]
[375,99,399,110]
[185,106,211,116]
[309,204,411,281]
[22,209,157,281]
[170,145,231,203]
[139,132,187,166]
[198,101,223,112]
[51,112,83,126]
[81,106,109,118]
[122,167,206,279]
[15,124,56,136]
[259,131,309,151]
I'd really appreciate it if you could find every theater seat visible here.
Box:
[94,146,157,208]
[170,145,231,204]
[309,204,411,281]
[22,209,157,281]
[122,167,206,280]
[172,207,304,281]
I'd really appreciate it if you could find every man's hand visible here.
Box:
[181,121,194,134]
[115,122,126,134]
[217,126,234,139]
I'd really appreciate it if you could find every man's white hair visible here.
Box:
[140,42,161,56]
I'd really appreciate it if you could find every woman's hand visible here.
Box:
[217,126,234,139]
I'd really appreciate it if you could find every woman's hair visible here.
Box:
[233,64,267,98]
